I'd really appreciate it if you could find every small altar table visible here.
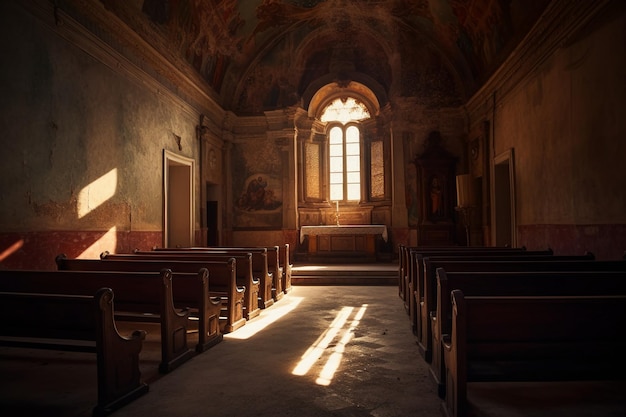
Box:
[300,225,388,260]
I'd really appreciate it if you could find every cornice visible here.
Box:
[21,0,225,123]
[465,0,613,119]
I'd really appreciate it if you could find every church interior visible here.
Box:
[1,0,625,416]
[1,0,624,266]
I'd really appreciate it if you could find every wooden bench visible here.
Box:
[404,247,534,319]
[56,254,226,346]
[416,252,596,360]
[432,265,626,397]
[0,268,193,373]
[0,287,149,416]
[279,243,292,294]
[442,290,626,417]
[397,245,524,306]
[154,246,285,301]
[98,252,253,328]
[149,247,275,308]
[409,249,555,359]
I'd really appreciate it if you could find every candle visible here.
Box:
[335,201,339,212]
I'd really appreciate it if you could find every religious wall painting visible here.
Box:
[231,141,283,228]
[233,174,283,228]
[236,175,282,212]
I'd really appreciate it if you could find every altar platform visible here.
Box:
[291,261,398,285]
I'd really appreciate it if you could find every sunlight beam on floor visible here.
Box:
[316,304,368,386]
[225,295,304,340]
[292,306,353,376]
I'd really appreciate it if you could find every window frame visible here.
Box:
[327,121,362,203]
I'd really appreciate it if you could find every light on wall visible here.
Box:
[456,174,472,208]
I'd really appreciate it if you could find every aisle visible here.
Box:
[112,285,441,417]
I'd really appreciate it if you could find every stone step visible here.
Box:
[291,263,398,286]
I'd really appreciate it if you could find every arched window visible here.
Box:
[321,98,370,202]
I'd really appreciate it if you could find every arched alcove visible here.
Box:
[296,81,392,230]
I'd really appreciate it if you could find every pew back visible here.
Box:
[430,268,626,396]
[443,290,626,417]
[127,249,275,309]
[0,268,192,373]
[59,255,246,333]
[0,287,149,416]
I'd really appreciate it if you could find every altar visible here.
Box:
[299,225,388,262]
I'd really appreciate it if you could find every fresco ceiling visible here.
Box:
[102,0,550,114]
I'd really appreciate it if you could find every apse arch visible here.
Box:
[306,79,382,120]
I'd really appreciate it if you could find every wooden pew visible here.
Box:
[0,268,193,373]
[56,255,226,347]
[148,247,275,308]
[443,290,626,417]
[404,246,532,317]
[98,253,247,331]
[99,252,255,326]
[279,243,292,294]
[0,287,149,416]
[409,249,554,359]
[398,245,524,305]
[416,252,595,361]
[431,265,626,397]
[155,246,285,301]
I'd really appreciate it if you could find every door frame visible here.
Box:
[492,148,516,247]
[163,149,194,248]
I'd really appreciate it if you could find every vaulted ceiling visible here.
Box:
[102,0,550,115]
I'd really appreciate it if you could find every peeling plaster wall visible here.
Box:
[0,3,200,268]
[492,4,626,258]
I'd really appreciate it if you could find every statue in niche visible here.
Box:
[429,175,443,217]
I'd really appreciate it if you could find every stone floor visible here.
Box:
[0,284,443,417]
[2,271,625,417]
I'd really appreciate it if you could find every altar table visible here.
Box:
[300,225,388,260]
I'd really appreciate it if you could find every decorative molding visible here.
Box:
[465,0,613,118]
[21,0,225,124]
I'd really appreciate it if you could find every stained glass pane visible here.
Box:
[330,184,343,200]
[346,126,359,142]
[346,155,360,171]
[329,126,342,144]
[346,143,359,155]
[347,172,360,183]
[347,184,360,201]
[330,172,343,183]
[320,98,370,124]
[330,156,343,172]
[330,143,343,157]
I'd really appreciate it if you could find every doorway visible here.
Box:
[163,150,194,248]
[493,149,516,247]
[206,183,221,246]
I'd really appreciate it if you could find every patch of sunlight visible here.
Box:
[295,265,332,271]
[225,295,304,340]
[0,239,24,262]
[320,97,370,124]
[77,168,118,218]
[78,226,117,259]
[316,304,368,386]
[292,305,365,380]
